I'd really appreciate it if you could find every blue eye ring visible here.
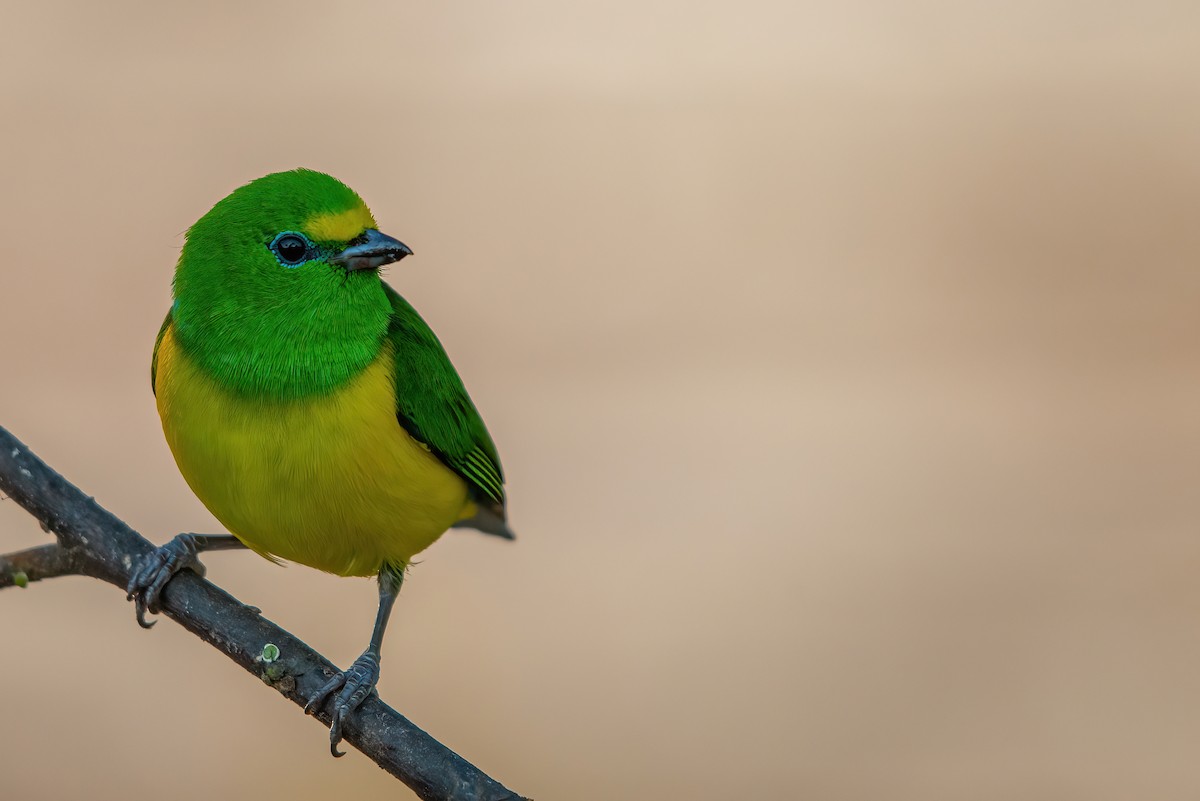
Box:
[269,231,315,267]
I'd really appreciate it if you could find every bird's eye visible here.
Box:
[269,232,313,267]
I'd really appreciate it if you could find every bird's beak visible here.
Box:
[330,229,413,272]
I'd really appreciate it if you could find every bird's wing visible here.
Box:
[151,309,173,396]
[383,284,511,537]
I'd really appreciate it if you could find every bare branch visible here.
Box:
[0,542,77,588]
[0,426,527,801]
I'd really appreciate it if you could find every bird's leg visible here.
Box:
[126,533,245,628]
[305,564,404,757]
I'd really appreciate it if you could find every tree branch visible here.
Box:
[0,542,78,587]
[0,425,527,801]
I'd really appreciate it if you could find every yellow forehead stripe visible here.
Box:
[303,205,378,242]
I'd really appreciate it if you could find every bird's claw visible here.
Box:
[305,651,380,757]
[125,534,207,628]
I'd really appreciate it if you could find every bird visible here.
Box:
[126,168,513,755]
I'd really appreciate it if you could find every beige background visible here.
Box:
[2,1,1199,799]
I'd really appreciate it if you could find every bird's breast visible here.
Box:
[154,323,469,576]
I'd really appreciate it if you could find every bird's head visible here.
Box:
[170,169,409,397]
[175,168,411,302]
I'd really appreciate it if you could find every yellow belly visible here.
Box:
[154,324,470,577]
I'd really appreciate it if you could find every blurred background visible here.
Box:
[2,1,1199,799]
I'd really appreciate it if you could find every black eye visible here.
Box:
[270,232,312,266]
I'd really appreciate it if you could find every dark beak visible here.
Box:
[330,229,413,272]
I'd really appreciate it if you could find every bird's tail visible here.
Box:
[451,504,516,540]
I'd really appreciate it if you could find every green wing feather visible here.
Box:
[383,285,509,526]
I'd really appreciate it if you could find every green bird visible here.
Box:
[127,169,513,754]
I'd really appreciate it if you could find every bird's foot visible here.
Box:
[305,650,381,757]
[125,534,207,628]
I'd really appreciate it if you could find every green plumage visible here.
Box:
[158,169,507,527]
[171,171,391,400]
[385,287,506,508]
